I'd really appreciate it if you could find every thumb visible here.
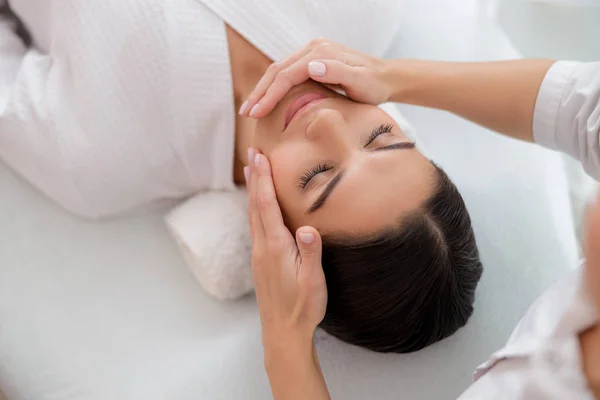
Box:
[296,226,323,275]
[308,59,359,87]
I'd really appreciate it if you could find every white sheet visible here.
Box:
[0,1,589,399]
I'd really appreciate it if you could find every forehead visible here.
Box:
[294,150,436,236]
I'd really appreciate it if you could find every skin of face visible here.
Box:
[249,81,436,236]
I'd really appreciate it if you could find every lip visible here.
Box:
[284,92,328,129]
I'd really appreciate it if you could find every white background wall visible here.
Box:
[486,0,600,60]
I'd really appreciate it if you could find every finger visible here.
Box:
[251,57,353,119]
[244,165,253,239]
[295,226,323,280]
[250,64,313,119]
[249,151,265,247]
[243,166,250,185]
[240,46,314,117]
[254,153,289,241]
[246,40,346,118]
[585,195,600,310]
[306,59,361,86]
[245,148,254,239]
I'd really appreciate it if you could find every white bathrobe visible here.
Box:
[0,0,238,218]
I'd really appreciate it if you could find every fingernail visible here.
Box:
[254,153,261,167]
[239,100,249,115]
[248,148,255,164]
[308,61,326,77]
[249,103,260,117]
[299,231,315,244]
[243,166,250,183]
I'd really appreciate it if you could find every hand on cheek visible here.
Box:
[245,149,328,348]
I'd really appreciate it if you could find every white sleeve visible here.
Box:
[0,8,27,112]
[458,358,527,400]
[0,8,95,216]
[1,2,230,218]
[458,267,597,400]
[533,61,600,181]
[458,355,594,400]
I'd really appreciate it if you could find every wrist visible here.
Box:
[382,59,408,103]
[264,338,330,400]
[383,59,461,109]
[263,330,316,371]
[383,59,436,105]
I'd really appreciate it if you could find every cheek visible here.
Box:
[252,118,281,152]
[269,148,296,199]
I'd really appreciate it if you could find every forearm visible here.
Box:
[264,338,331,400]
[581,324,600,398]
[386,59,556,142]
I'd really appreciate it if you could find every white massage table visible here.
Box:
[0,1,594,399]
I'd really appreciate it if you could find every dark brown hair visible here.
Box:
[319,164,482,353]
[1,1,32,47]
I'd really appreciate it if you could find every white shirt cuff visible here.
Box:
[532,61,581,150]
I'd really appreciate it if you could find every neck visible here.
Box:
[225,25,273,184]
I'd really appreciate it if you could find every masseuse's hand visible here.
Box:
[240,38,391,118]
[245,150,331,400]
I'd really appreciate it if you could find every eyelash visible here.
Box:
[364,123,394,147]
[299,123,394,189]
[299,163,332,189]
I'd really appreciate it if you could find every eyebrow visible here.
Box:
[306,141,416,214]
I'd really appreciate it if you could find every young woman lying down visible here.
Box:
[0,0,482,353]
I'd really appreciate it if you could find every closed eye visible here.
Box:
[363,123,394,147]
[298,163,333,190]
[298,123,397,190]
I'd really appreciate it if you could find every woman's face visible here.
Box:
[251,82,436,236]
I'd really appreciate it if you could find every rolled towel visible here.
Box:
[165,188,254,300]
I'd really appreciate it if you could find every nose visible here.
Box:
[306,108,348,146]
